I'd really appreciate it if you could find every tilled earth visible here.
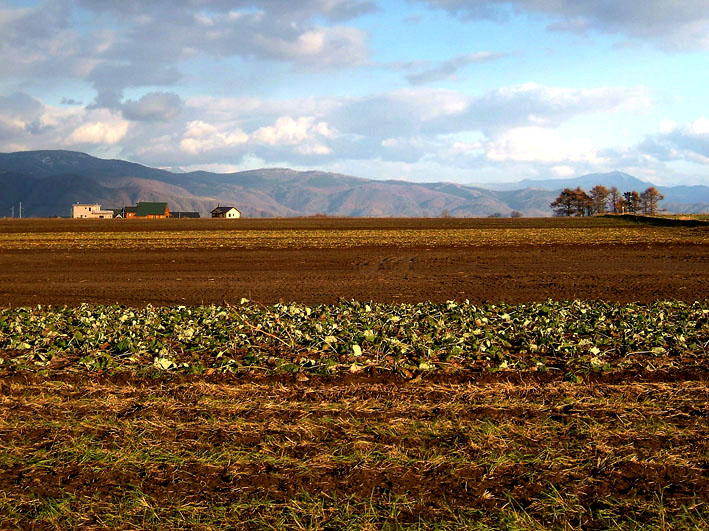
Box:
[1,243,708,306]
[1,369,709,529]
[0,217,707,306]
[1,218,708,528]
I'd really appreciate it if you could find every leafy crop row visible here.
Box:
[1,300,707,376]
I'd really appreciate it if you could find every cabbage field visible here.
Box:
[1,299,707,378]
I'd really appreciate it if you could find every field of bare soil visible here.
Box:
[1,217,708,529]
[0,216,707,306]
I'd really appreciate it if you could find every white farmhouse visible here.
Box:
[71,203,114,219]
[211,206,241,219]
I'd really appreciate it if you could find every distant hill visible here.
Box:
[1,150,707,217]
[0,150,175,181]
[480,171,709,213]
[486,171,651,192]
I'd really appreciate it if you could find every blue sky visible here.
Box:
[1,0,708,185]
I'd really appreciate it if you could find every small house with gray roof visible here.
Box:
[211,206,241,219]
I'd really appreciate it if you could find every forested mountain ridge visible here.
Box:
[1,151,707,217]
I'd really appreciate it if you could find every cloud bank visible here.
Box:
[1,0,707,185]
[418,0,709,49]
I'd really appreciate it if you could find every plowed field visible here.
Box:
[1,217,708,529]
[0,217,707,306]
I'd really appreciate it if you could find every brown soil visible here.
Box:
[0,218,707,306]
[1,244,706,306]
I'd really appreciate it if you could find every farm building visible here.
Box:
[170,211,200,219]
[71,203,114,219]
[136,202,170,219]
[211,206,241,219]
[112,206,137,218]
[112,202,170,219]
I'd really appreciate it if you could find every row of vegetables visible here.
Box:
[1,299,707,375]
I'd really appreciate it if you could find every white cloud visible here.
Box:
[551,165,576,177]
[0,3,105,83]
[254,116,318,145]
[0,93,126,150]
[689,117,709,135]
[0,79,657,183]
[2,82,694,186]
[246,25,369,68]
[659,119,677,134]
[377,136,433,163]
[485,127,599,164]
[179,120,248,154]
[297,143,333,155]
[481,82,650,123]
[327,84,649,141]
[122,92,183,122]
[252,116,334,155]
[450,141,483,154]
[639,117,709,163]
[1,2,372,112]
[68,115,130,145]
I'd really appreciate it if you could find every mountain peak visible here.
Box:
[1,150,707,217]
[483,171,653,192]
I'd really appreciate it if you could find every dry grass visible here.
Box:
[1,370,708,529]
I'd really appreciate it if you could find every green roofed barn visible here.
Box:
[135,202,169,218]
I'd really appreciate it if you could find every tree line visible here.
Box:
[550,185,664,217]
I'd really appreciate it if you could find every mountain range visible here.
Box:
[1,150,707,218]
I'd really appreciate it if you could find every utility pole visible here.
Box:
[10,206,14,218]
[19,202,22,219]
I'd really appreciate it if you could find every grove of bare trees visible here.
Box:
[550,186,664,217]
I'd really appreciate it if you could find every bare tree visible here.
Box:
[640,187,664,215]
[590,185,610,214]
[552,185,658,217]
[550,187,591,216]
[572,187,592,216]
[609,186,624,213]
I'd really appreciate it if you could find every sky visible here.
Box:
[1,0,708,186]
